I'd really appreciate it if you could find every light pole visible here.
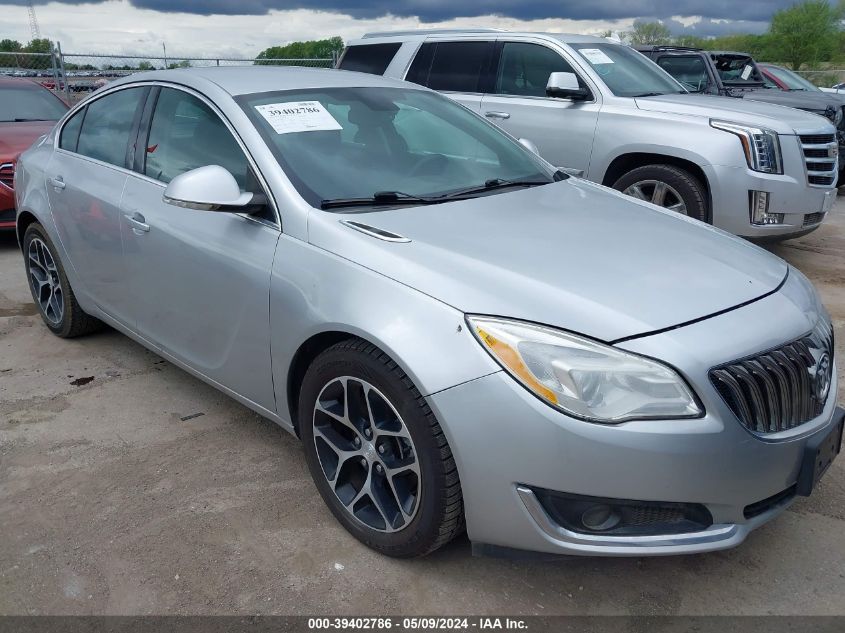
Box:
[163,42,167,70]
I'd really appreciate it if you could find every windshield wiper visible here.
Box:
[437,176,555,199]
[320,190,448,210]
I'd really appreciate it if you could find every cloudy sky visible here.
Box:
[0,0,808,58]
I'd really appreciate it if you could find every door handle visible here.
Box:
[485,111,511,120]
[125,212,150,234]
[49,176,65,190]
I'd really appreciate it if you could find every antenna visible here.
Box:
[27,0,42,40]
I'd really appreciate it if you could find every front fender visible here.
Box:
[269,234,500,429]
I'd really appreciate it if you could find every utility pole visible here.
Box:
[27,0,41,40]
[163,42,168,69]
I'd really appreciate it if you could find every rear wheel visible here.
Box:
[23,223,102,338]
[612,164,708,223]
[299,338,464,557]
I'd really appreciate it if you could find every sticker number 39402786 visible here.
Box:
[254,100,343,134]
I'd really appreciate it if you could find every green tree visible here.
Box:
[137,60,155,70]
[23,38,52,54]
[0,39,23,52]
[627,21,673,46]
[256,36,343,65]
[768,0,841,69]
[167,60,191,69]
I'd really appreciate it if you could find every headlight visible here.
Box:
[468,316,702,423]
[834,107,844,127]
[711,120,782,174]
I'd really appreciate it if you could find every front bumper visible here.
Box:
[705,136,836,239]
[428,274,840,556]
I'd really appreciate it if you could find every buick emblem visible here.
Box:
[814,353,832,402]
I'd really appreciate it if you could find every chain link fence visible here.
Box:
[0,46,336,103]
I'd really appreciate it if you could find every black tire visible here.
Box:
[23,223,103,338]
[299,338,464,557]
[612,164,709,223]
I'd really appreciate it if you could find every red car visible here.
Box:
[1,77,68,230]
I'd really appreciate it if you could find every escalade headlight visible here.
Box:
[711,120,783,174]
[468,316,702,424]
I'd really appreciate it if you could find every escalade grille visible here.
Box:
[710,322,834,434]
[0,163,13,190]
[800,134,837,187]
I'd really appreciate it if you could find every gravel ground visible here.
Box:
[1,202,843,616]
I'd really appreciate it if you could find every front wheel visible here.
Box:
[612,164,708,223]
[298,339,464,557]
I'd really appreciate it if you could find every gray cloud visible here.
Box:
[3,0,828,22]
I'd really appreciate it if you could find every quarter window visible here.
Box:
[406,41,494,92]
[495,42,576,97]
[338,43,402,75]
[144,88,250,188]
[76,87,145,167]
[59,107,85,152]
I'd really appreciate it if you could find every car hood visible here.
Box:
[308,179,788,342]
[738,88,844,113]
[0,120,55,160]
[635,93,832,135]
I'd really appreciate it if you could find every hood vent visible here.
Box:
[340,220,411,243]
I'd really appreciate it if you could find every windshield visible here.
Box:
[764,66,820,91]
[711,54,763,85]
[238,87,554,209]
[570,43,685,97]
[0,85,67,122]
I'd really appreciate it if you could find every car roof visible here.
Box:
[107,66,422,97]
[357,29,608,45]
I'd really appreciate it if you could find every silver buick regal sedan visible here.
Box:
[15,67,843,558]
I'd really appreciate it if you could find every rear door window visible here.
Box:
[76,87,146,168]
[406,41,494,92]
[338,43,402,75]
[656,55,709,92]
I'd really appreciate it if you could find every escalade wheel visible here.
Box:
[23,223,102,338]
[613,165,708,223]
[299,338,464,557]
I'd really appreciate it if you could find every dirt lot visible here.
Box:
[1,203,844,616]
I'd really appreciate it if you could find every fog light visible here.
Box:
[749,190,784,225]
[581,505,621,532]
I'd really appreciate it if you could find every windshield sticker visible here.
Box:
[580,48,614,65]
[741,65,753,80]
[254,101,342,134]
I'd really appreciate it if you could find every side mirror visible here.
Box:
[518,138,540,155]
[163,165,257,211]
[546,72,591,101]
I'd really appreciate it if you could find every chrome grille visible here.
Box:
[0,163,13,190]
[711,322,834,434]
[799,134,838,187]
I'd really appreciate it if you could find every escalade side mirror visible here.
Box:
[163,165,261,212]
[546,72,592,101]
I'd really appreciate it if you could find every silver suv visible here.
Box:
[340,30,839,240]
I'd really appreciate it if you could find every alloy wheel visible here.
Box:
[312,376,421,533]
[27,237,64,325]
[622,179,688,215]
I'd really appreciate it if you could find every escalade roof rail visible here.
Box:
[635,45,703,53]
[362,28,504,38]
